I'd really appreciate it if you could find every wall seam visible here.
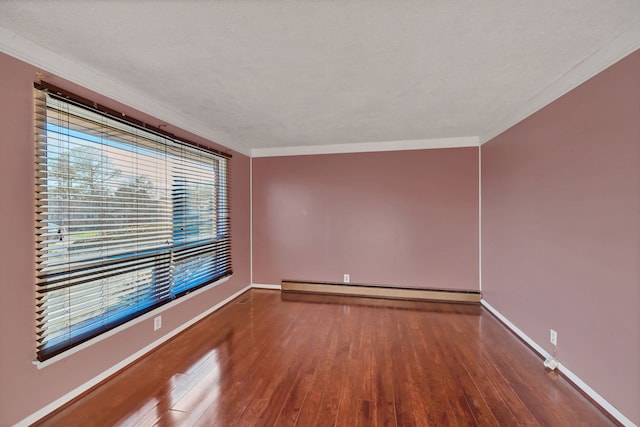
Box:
[250,156,253,285]
[478,145,482,291]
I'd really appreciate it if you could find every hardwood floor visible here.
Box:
[36,290,617,426]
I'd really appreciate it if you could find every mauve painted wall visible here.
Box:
[0,52,251,426]
[482,50,640,424]
[252,148,479,289]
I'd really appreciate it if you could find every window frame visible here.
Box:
[33,83,232,362]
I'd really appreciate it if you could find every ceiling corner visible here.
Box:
[479,18,640,145]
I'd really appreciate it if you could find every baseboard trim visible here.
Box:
[251,283,281,290]
[481,299,636,427]
[17,284,252,427]
[281,280,481,303]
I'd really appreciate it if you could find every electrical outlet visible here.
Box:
[343,274,350,283]
[550,329,557,346]
[154,316,162,331]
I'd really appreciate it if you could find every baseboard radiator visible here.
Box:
[281,280,481,304]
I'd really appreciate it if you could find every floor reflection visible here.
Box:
[42,326,236,427]
[37,290,614,427]
[116,397,159,427]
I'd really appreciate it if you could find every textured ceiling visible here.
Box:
[1,1,640,154]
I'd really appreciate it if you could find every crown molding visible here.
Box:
[251,136,479,158]
[480,19,640,145]
[6,16,637,157]
[0,26,252,157]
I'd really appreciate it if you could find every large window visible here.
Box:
[34,85,232,361]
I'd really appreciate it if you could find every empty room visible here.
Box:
[0,1,639,426]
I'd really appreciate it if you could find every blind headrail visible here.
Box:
[34,81,232,159]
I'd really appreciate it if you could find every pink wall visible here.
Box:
[252,148,479,290]
[481,50,640,424]
[3,40,636,426]
[0,52,251,426]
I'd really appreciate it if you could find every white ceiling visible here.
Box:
[1,1,640,156]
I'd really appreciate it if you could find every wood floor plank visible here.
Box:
[275,302,338,427]
[355,400,376,427]
[35,290,620,427]
[294,324,340,426]
[313,390,340,427]
[372,308,397,427]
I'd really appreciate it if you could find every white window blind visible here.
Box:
[34,86,231,361]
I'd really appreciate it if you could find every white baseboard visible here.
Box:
[17,284,251,427]
[481,299,636,427]
[251,283,281,290]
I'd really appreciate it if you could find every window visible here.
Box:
[34,85,232,362]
